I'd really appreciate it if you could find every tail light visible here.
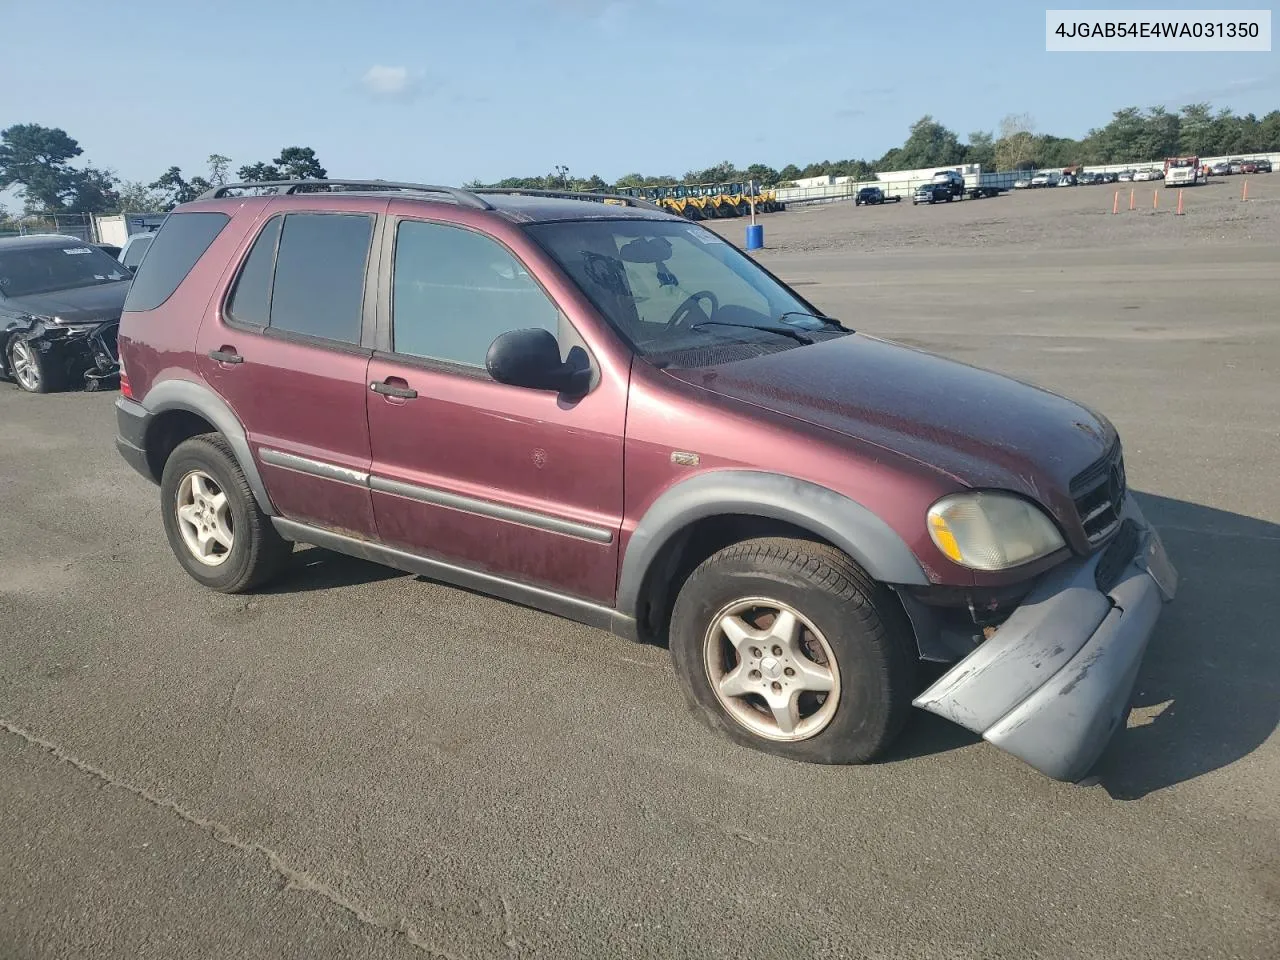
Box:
[119,352,132,399]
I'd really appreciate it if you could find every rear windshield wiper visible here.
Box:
[690,319,814,344]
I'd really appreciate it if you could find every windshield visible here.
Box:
[0,241,131,298]
[526,219,848,367]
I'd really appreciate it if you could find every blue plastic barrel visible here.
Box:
[745,224,764,250]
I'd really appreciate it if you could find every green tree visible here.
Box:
[0,123,86,212]
[575,174,609,191]
[686,160,740,184]
[744,163,780,186]
[885,116,965,169]
[995,113,1038,170]
[966,130,995,168]
[1135,106,1181,160]
[1178,103,1217,155]
[1259,111,1280,153]
[274,146,327,180]
[547,164,571,189]
[237,161,281,182]
[207,153,232,186]
[111,180,165,213]
[65,167,121,214]
[149,166,211,210]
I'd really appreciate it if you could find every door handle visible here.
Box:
[209,348,243,364]
[370,379,417,399]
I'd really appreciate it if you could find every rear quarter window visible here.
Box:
[123,212,230,312]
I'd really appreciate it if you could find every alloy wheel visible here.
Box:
[703,597,841,742]
[175,470,234,566]
[10,340,40,391]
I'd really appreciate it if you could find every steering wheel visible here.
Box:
[666,290,720,329]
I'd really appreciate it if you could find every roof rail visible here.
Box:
[475,187,664,212]
[195,179,667,213]
[196,179,493,209]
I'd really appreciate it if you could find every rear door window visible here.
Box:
[123,212,229,311]
[267,213,372,344]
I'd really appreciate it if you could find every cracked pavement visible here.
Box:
[2,187,1278,958]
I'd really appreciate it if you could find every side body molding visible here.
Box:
[615,469,930,618]
[141,378,277,516]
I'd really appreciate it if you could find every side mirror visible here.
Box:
[485,328,591,395]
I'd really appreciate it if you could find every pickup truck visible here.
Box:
[931,169,1007,200]
[854,186,901,206]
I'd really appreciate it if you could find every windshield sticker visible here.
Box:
[687,226,724,244]
[63,247,93,255]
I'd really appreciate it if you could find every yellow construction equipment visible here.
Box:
[614,181,783,220]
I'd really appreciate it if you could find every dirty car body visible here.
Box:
[113,181,1175,783]
[0,235,127,392]
[664,329,1179,781]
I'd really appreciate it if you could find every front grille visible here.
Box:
[1094,518,1139,592]
[1070,440,1126,545]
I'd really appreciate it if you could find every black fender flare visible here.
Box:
[140,378,277,515]
[615,470,930,619]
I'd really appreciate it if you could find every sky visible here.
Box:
[1,0,1277,194]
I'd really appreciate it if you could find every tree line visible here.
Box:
[473,105,1280,191]
[3,103,1278,222]
[0,123,327,220]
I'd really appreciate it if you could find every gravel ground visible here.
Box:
[1,187,1278,960]
[712,175,1280,253]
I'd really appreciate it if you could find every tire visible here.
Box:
[159,434,292,593]
[668,537,916,765]
[6,336,64,394]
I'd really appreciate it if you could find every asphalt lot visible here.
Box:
[2,182,1278,959]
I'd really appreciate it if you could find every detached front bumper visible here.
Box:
[912,495,1178,782]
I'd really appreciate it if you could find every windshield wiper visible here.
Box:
[690,319,814,344]
[778,310,851,332]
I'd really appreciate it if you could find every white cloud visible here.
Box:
[360,65,419,100]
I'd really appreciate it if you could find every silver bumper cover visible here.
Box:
[913,496,1178,782]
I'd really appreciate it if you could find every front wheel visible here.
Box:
[669,538,916,764]
[6,336,63,394]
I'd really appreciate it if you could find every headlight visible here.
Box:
[927,492,1064,571]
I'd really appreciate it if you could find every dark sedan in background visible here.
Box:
[0,234,127,393]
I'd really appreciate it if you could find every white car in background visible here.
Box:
[117,233,156,273]
[1029,172,1052,187]
[1133,169,1159,182]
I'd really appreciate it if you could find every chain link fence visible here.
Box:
[0,212,96,241]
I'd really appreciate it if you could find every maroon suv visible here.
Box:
[114,179,1177,782]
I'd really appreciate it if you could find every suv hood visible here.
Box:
[665,333,1116,522]
[1,281,129,327]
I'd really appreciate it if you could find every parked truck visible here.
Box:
[1163,156,1204,188]
[92,212,168,247]
[932,168,1009,200]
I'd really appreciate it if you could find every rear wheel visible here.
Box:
[669,537,916,764]
[160,434,292,593]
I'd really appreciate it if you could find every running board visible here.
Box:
[270,518,638,641]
